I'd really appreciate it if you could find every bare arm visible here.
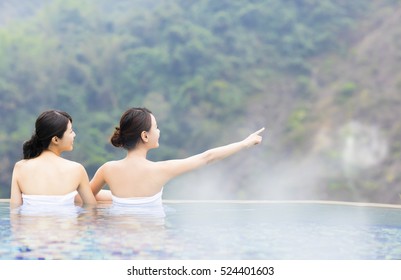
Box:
[76,165,97,205]
[88,164,114,202]
[89,164,106,196]
[10,163,22,208]
[156,127,265,181]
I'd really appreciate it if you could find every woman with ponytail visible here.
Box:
[10,110,96,207]
[90,107,264,206]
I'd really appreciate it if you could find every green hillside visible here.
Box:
[1,0,400,203]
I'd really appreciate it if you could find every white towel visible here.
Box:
[22,191,78,206]
[111,188,163,207]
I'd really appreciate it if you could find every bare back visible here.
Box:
[100,158,167,198]
[15,156,83,195]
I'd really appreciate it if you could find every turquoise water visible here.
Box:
[1,201,401,259]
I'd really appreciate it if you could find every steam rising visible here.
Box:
[165,120,389,202]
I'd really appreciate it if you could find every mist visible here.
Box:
[164,120,389,202]
[0,0,400,203]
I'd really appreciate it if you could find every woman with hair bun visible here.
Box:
[10,110,97,207]
[90,107,264,206]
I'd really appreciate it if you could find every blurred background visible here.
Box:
[0,0,400,203]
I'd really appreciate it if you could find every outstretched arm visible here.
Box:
[156,127,265,180]
[198,127,265,164]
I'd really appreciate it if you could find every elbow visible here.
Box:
[202,151,216,165]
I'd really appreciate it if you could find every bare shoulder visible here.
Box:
[60,158,86,173]
[150,155,208,178]
[103,160,120,167]
[97,160,119,173]
[152,159,171,168]
[62,158,82,167]
[14,159,27,168]
[12,160,27,173]
[101,160,122,170]
[151,158,186,173]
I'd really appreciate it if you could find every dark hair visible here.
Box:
[23,110,72,159]
[111,107,152,150]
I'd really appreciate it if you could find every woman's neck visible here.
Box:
[126,146,148,159]
[41,149,61,157]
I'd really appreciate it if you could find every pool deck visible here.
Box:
[1,198,401,209]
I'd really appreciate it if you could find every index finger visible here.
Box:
[254,127,265,135]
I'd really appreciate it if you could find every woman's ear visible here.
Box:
[51,136,59,144]
[141,131,148,143]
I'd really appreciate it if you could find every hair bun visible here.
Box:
[110,127,123,147]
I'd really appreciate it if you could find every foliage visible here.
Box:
[0,0,373,199]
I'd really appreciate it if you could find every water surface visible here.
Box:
[1,200,401,260]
